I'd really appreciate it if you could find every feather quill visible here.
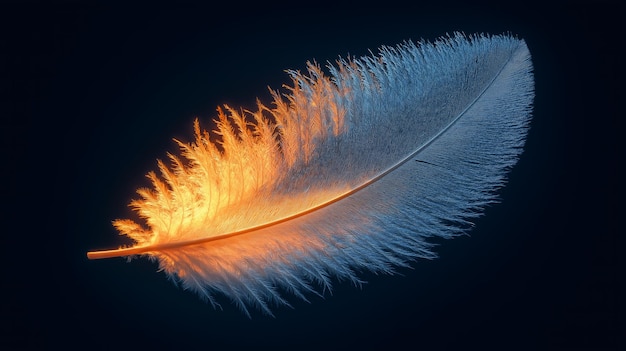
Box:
[87,33,534,316]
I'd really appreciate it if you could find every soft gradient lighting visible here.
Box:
[87,34,534,317]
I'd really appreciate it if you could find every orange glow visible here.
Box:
[88,63,354,259]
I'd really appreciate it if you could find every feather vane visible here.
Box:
[88,33,534,316]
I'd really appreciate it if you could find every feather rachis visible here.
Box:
[88,33,534,316]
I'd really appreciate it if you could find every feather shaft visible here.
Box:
[87,33,534,315]
[87,50,511,260]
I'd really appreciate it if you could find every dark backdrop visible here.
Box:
[2,1,622,350]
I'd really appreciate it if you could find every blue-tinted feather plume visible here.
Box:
[87,33,534,317]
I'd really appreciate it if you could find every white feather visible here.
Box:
[87,33,534,317]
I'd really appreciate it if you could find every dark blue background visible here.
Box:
[2,1,622,349]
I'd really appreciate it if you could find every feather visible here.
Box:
[87,33,534,316]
